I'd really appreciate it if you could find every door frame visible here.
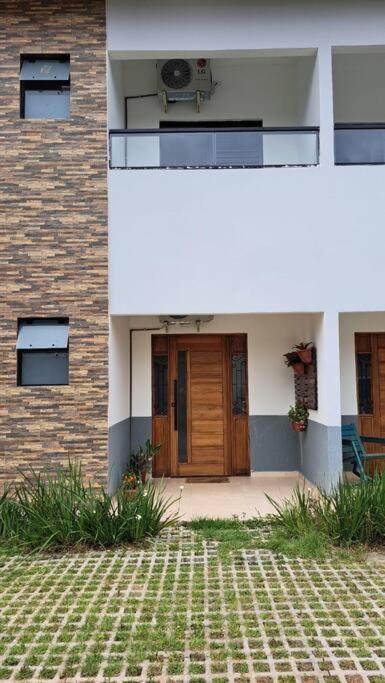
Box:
[151,333,250,477]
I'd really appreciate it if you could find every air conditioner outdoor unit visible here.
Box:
[157,58,214,111]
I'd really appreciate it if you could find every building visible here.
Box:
[2,0,385,493]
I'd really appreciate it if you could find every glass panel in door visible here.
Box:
[177,350,188,463]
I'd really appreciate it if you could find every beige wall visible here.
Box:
[333,52,385,123]
[119,55,318,129]
[109,313,323,422]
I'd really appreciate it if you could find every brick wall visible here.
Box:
[1,0,108,486]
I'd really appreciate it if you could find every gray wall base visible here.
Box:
[108,417,130,495]
[109,416,345,493]
[300,419,342,492]
[130,417,152,451]
[108,417,152,494]
[249,416,299,471]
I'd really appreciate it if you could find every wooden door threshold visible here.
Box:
[184,476,230,483]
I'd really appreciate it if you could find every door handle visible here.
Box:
[173,379,178,430]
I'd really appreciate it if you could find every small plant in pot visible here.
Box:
[288,401,309,432]
[130,440,161,484]
[292,342,313,365]
[121,471,139,499]
[283,351,305,375]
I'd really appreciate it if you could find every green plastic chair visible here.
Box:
[342,423,385,479]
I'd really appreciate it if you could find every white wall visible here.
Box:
[108,59,125,129]
[109,164,385,315]
[117,311,385,423]
[106,0,385,323]
[122,56,318,129]
[333,53,385,122]
[340,312,385,416]
[109,316,130,426]
[297,56,319,126]
[311,312,342,426]
[126,313,319,418]
[107,0,385,55]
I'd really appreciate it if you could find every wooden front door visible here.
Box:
[152,334,249,477]
[355,333,385,473]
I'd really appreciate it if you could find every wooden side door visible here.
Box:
[152,335,171,477]
[230,334,250,475]
[355,333,385,474]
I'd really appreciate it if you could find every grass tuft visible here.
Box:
[266,475,385,554]
[186,516,266,530]
[267,526,329,558]
[0,462,179,552]
[185,516,267,559]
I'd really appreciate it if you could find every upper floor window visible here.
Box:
[17,318,69,386]
[20,55,70,120]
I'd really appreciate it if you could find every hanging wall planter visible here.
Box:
[284,341,318,411]
[283,351,305,375]
[292,361,305,376]
[293,342,314,365]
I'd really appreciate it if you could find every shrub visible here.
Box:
[267,475,385,550]
[266,487,329,557]
[130,440,161,477]
[316,476,385,546]
[0,489,22,541]
[267,485,316,536]
[0,462,179,552]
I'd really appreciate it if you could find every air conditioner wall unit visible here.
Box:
[157,58,214,104]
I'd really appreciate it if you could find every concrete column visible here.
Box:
[108,316,130,494]
[317,46,335,167]
[302,312,342,491]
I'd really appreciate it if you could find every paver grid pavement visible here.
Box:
[0,528,384,682]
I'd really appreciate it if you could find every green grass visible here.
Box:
[186,517,264,531]
[0,525,384,681]
[186,504,367,560]
[1,472,384,681]
[185,517,267,559]
[267,525,331,558]
[186,514,331,559]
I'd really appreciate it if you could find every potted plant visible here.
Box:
[283,351,305,375]
[121,471,139,499]
[292,342,313,365]
[130,440,161,484]
[288,401,309,432]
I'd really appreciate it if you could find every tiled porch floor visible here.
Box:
[155,472,309,520]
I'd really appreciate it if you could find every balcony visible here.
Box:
[109,126,319,169]
[335,124,385,165]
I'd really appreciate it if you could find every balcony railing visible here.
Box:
[335,124,385,165]
[109,127,319,169]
